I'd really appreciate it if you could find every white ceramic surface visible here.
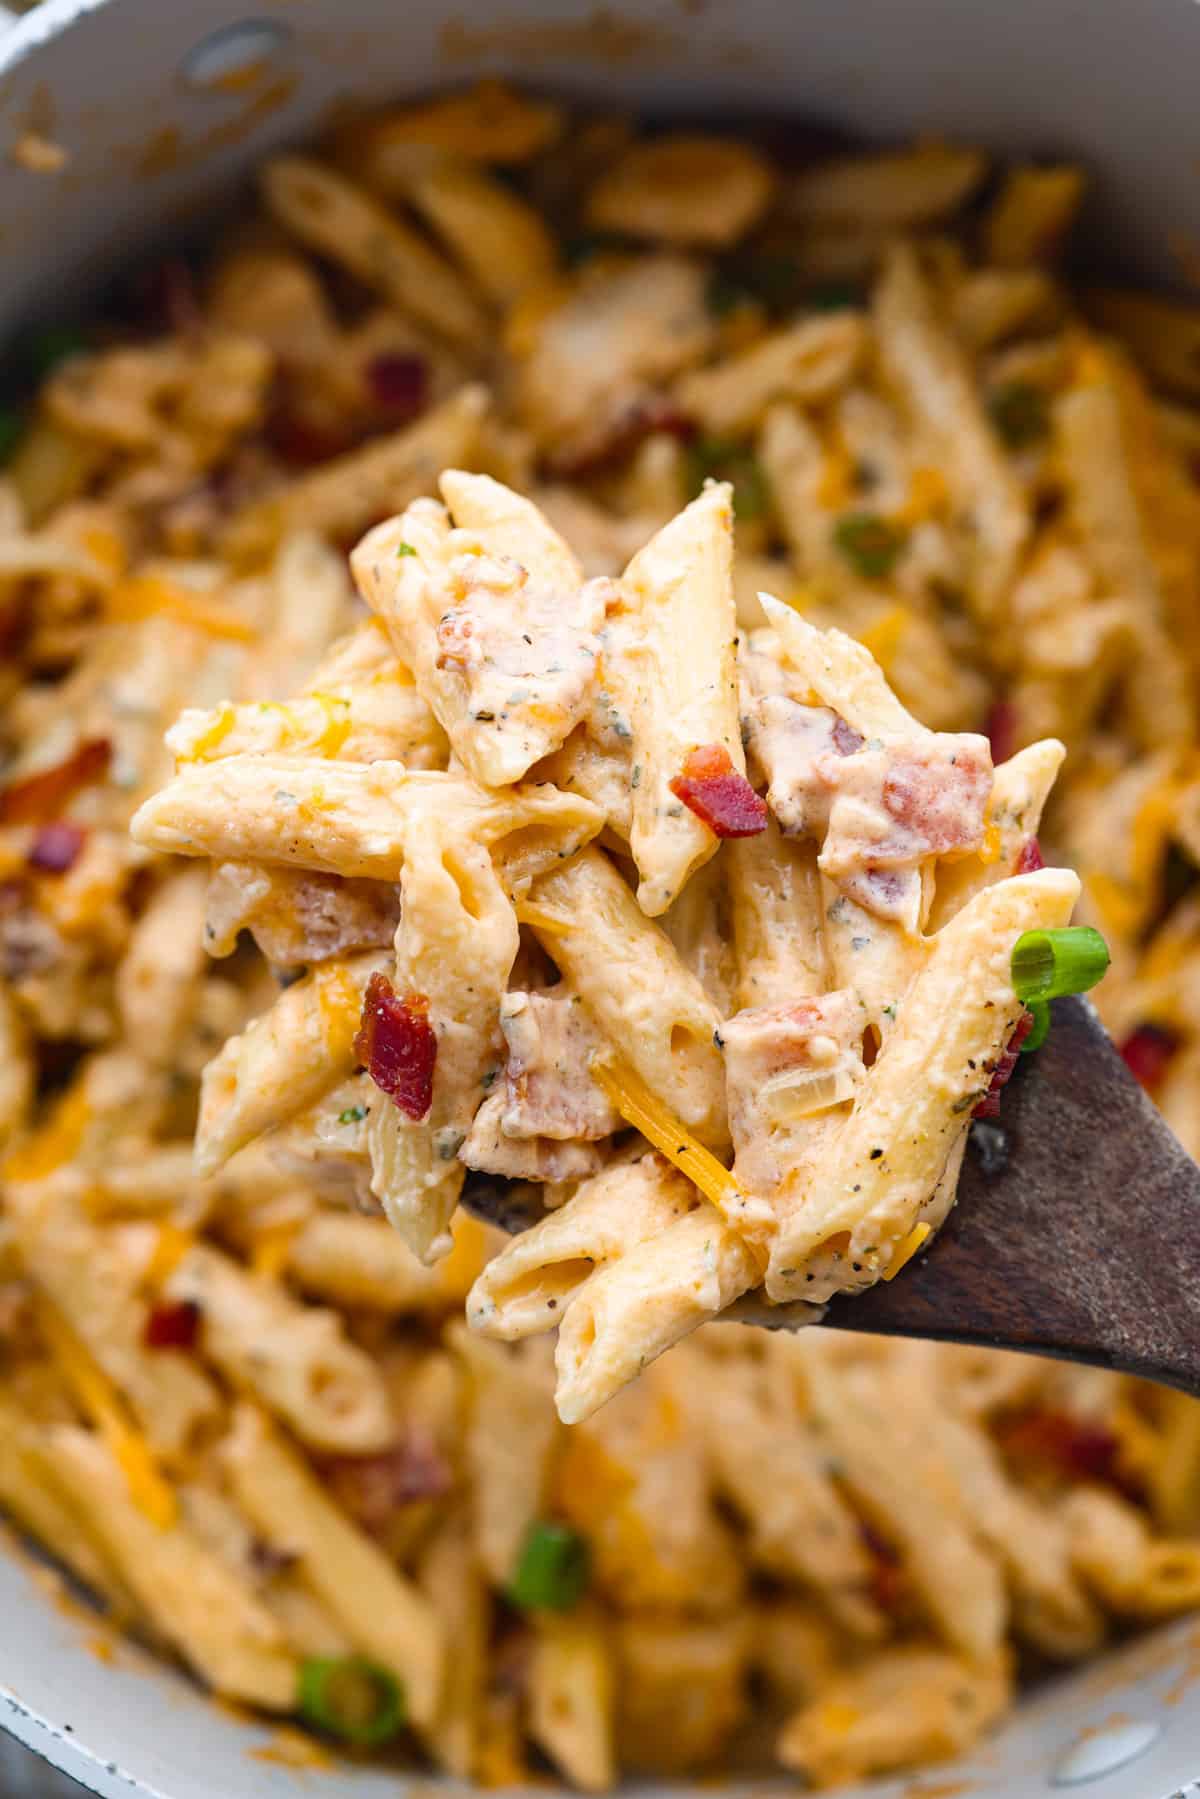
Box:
[0,2,1199,1793]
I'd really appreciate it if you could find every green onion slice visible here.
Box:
[833,510,907,580]
[508,1520,590,1612]
[297,1656,406,1747]
[1020,1000,1051,1053]
[1011,925,1110,1003]
[705,269,751,318]
[25,325,87,380]
[0,408,24,466]
[806,280,862,313]
[987,381,1049,450]
[686,438,768,522]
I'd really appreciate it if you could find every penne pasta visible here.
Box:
[4,89,1197,1797]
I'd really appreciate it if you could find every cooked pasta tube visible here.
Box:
[193,952,388,1174]
[523,847,726,1143]
[613,483,745,916]
[261,156,487,346]
[49,1426,299,1710]
[553,1208,761,1425]
[874,242,1028,620]
[766,866,1080,1296]
[467,1151,696,1340]
[223,1402,444,1730]
[164,1243,393,1454]
[131,757,603,881]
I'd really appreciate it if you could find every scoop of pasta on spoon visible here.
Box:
[131,469,1200,1427]
[467,978,1200,1408]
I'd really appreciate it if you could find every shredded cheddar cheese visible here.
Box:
[2,1082,91,1182]
[183,702,237,763]
[251,1223,298,1282]
[106,574,259,643]
[1086,871,1143,939]
[308,692,353,757]
[591,1055,748,1228]
[857,604,910,672]
[896,463,948,527]
[882,1221,931,1282]
[435,1212,491,1298]
[145,1223,195,1288]
[80,524,127,578]
[979,798,1004,866]
[33,1293,177,1528]
[816,1702,860,1738]
[503,274,575,358]
[314,964,362,1060]
[817,443,856,512]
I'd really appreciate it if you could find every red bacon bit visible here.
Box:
[972,1008,1035,1119]
[984,698,1018,766]
[669,744,768,839]
[365,351,430,420]
[859,1521,905,1612]
[143,1298,202,1351]
[882,741,992,857]
[550,394,696,477]
[355,972,437,1120]
[1016,835,1045,874]
[0,740,112,827]
[128,257,202,339]
[268,407,358,468]
[998,1408,1125,1488]
[27,822,87,875]
[1120,1023,1179,1092]
[317,1430,453,1535]
[832,715,865,756]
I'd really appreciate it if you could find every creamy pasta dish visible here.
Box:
[2,80,1200,1792]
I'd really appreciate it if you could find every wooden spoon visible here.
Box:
[463,996,1200,1394]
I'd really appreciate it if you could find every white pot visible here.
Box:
[0,3,1197,1795]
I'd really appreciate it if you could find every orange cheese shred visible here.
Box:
[590,1054,747,1227]
[881,1221,932,1283]
[33,1294,177,1528]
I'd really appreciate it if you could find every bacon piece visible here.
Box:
[1120,1023,1178,1092]
[268,407,359,468]
[1016,835,1045,874]
[365,351,429,420]
[998,1408,1124,1487]
[0,878,59,981]
[0,739,112,826]
[317,1430,453,1534]
[669,743,768,838]
[859,1521,905,1613]
[143,1298,202,1351]
[549,393,696,478]
[972,1008,1035,1119]
[128,257,202,338]
[984,698,1018,766]
[205,863,400,965]
[881,741,992,858]
[355,972,437,1120]
[831,715,865,756]
[27,822,87,874]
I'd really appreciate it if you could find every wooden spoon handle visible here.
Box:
[815,996,1200,1393]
